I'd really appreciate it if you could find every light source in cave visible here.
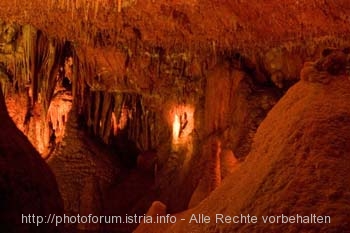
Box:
[172,114,181,142]
[118,105,130,130]
[171,104,195,184]
[47,91,73,143]
[46,54,74,154]
[171,104,194,149]
[64,56,73,81]
[110,105,133,136]
[111,112,118,135]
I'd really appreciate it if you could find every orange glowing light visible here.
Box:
[170,104,195,148]
[173,114,181,141]
[111,112,118,135]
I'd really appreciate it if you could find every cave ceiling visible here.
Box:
[0,0,350,92]
[1,0,349,51]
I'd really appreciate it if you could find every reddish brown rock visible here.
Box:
[301,48,349,84]
[135,72,350,233]
[0,87,64,233]
[137,150,158,174]
[220,148,238,180]
[174,75,350,233]
[145,201,166,217]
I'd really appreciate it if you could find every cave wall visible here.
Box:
[135,50,350,233]
[173,57,350,233]
[1,17,350,217]
[1,22,73,157]
[0,86,64,233]
[0,1,350,228]
[47,108,120,232]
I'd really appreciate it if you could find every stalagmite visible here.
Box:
[208,137,222,191]
[187,137,222,208]
[220,149,238,179]
[145,201,166,217]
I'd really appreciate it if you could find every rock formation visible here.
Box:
[0,86,64,233]
[220,148,238,180]
[188,137,239,209]
[301,48,349,84]
[0,1,350,233]
[135,60,350,233]
[145,201,167,217]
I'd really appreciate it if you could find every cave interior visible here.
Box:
[0,1,350,233]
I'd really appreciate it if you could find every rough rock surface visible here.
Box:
[1,0,350,52]
[0,87,64,233]
[102,168,157,233]
[1,2,350,233]
[48,109,119,231]
[135,74,350,233]
[164,61,279,213]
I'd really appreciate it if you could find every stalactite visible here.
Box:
[51,41,66,87]
[113,92,123,132]
[102,104,113,144]
[93,91,101,135]
[98,92,112,139]
[140,110,149,150]
[0,76,8,97]
[77,58,88,111]
[58,0,63,9]
[84,1,90,22]
[86,90,93,128]
[76,0,81,9]
[22,25,36,102]
[35,32,51,108]
[135,97,142,146]
[93,0,100,20]
[50,0,55,9]
[126,94,136,140]
[150,111,157,149]
[118,0,122,13]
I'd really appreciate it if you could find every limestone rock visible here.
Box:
[136,72,350,233]
[220,148,238,180]
[145,201,166,217]
[0,87,64,233]
[167,74,350,233]
[77,177,102,231]
[137,150,158,174]
[301,48,349,84]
